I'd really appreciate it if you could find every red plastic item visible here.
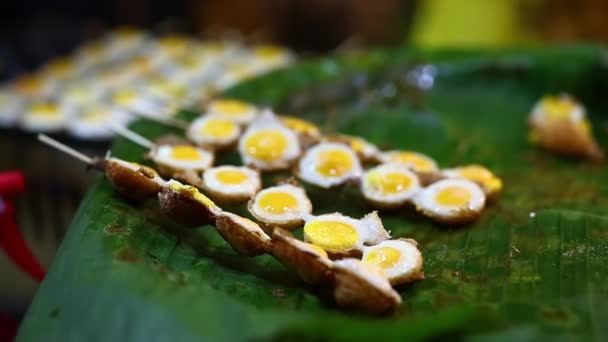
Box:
[0,171,45,282]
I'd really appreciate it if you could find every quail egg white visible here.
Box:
[297,142,362,188]
[413,178,486,224]
[248,184,312,229]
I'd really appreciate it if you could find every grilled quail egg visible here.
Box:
[297,142,362,188]
[280,116,321,147]
[206,99,258,125]
[239,112,301,171]
[529,94,603,160]
[361,163,421,209]
[103,158,166,201]
[158,179,221,227]
[303,212,390,258]
[332,258,402,314]
[21,102,67,132]
[248,184,312,229]
[187,115,242,149]
[441,164,502,200]
[327,134,380,163]
[150,144,214,176]
[362,239,424,286]
[215,211,271,256]
[271,228,333,285]
[413,178,486,224]
[202,166,261,204]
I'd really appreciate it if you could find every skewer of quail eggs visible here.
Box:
[38,134,424,314]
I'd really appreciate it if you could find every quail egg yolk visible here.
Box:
[82,110,106,123]
[254,45,283,60]
[304,221,359,251]
[391,152,434,172]
[170,146,202,161]
[541,96,577,120]
[16,75,42,92]
[31,104,59,117]
[348,137,369,155]
[367,171,412,194]
[213,100,251,116]
[169,182,216,208]
[281,117,319,136]
[159,35,187,49]
[215,169,248,185]
[363,247,401,269]
[201,119,237,139]
[244,130,288,161]
[258,191,299,215]
[436,186,471,206]
[316,150,353,177]
[458,166,502,193]
[114,90,136,106]
[306,243,328,258]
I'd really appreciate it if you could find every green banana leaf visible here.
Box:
[18,46,608,341]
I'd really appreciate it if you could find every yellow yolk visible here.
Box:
[159,35,186,49]
[349,137,369,155]
[316,150,353,177]
[363,247,402,269]
[82,110,106,123]
[254,45,283,60]
[280,117,319,136]
[306,243,328,258]
[391,152,434,172]
[213,100,251,116]
[577,119,592,135]
[170,146,202,161]
[244,130,288,161]
[16,75,42,93]
[47,58,71,76]
[215,169,248,185]
[169,182,216,208]
[541,96,577,120]
[436,186,472,206]
[201,119,237,139]
[367,171,412,194]
[114,90,136,105]
[31,104,59,117]
[305,220,359,252]
[457,165,502,193]
[258,191,299,215]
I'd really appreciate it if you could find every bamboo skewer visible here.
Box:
[108,123,155,149]
[38,134,94,165]
[126,110,190,130]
